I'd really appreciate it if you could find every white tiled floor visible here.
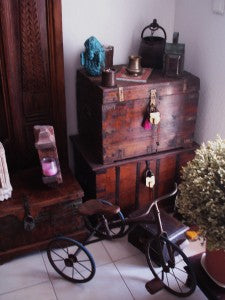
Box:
[0,236,207,300]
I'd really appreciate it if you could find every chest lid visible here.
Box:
[77,65,200,104]
[0,168,83,220]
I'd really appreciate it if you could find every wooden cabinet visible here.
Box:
[0,0,67,169]
[0,1,86,263]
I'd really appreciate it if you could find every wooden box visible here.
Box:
[71,135,197,214]
[0,168,86,263]
[77,66,200,164]
[128,209,188,254]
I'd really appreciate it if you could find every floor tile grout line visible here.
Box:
[101,238,143,263]
[113,252,144,263]
[0,280,50,297]
[98,240,114,263]
[112,261,135,300]
[41,250,59,300]
[100,240,135,299]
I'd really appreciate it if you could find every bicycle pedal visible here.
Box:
[145,278,164,294]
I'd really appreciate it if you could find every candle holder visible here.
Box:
[34,125,62,185]
[101,68,116,87]
[41,157,58,177]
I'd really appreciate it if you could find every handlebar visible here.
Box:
[127,183,178,224]
[153,183,178,204]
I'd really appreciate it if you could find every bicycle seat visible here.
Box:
[78,199,120,216]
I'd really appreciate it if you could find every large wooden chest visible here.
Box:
[77,67,200,164]
[0,168,86,263]
[71,135,197,214]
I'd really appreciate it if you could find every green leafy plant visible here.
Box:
[176,136,225,250]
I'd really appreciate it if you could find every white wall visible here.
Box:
[61,0,175,165]
[174,0,225,143]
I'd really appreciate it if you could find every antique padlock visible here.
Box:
[24,215,36,231]
[150,111,160,125]
[23,196,36,231]
[145,169,155,188]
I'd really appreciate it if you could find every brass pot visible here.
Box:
[126,55,142,76]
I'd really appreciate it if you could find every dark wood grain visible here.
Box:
[77,66,200,164]
[0,168,83,220]
[71,135,197,215]
[0,168,86,264]
[0,0,67,169]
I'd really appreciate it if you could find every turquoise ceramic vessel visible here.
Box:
[80,36,105,76]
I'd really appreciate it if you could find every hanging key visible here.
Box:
[145,169,155,188]
[149,89,160,125]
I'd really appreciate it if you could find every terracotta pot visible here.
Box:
[204,248,225,286]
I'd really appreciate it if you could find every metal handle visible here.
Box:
[141,19,167,40]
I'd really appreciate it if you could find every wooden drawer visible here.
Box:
[71,135,197,214]
[77,66,200,164]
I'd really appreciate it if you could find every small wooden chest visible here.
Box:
[128,209,189,254]
[77,67,200,164]
[0,168,86,263]
[71,135,197,214]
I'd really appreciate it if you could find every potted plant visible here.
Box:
[176,136,225,287]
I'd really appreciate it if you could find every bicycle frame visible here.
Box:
[82,183,178,246]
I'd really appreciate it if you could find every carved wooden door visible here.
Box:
[0,0,67,170]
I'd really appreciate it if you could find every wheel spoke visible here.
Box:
[73,266,86,279]
[77,259,91,263]
[171,268,185,288]
[174,266,189,274]
[165,272,169,287]
[72,266,74,279]
[53,258,64,262]
[61,247,69,255]
[77,261,92,273]
[90,203,125,239]
[51,250,64,259]
[171,269,183,292]
[61,265,66,273]
[55,242,69,255]
[74,247,81,256]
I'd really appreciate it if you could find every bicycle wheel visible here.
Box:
[85,199,125,239]
[47,236,96,283]
[145,236,196,297]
